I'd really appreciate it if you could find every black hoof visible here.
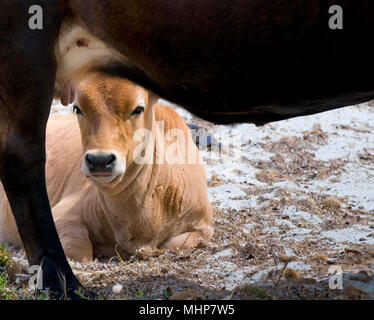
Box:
[40,287,97,300]
[34,255,96,300]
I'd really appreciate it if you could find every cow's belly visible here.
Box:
[55,19,124,105]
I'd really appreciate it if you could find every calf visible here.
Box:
[0,73,213,262]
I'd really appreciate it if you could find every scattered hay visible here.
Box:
[343,285,366,300]
[322,196,341,211]
[311,254,328,265]
[170,289,201,300]
[284,268,301,281]
[255,170,283,184]
[279,255,297,264]
[302,123,329,145]
[135,248,167,260]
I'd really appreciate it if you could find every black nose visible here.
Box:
[85,153,116,174]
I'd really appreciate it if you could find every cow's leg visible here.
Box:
[0,2,95,298]
[0,58,90,301]
[0,100,95,298]
[0,99,92,298]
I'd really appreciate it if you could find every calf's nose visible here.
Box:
[85,153,116,174]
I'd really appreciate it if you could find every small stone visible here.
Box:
[348,271,370,283]
[112,283,123,294]
[5,258,23,282]
[86,271,106,284]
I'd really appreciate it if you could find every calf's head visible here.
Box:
[74,74,156,184]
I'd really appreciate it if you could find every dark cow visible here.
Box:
[1,0,374,298]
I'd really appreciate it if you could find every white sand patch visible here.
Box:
[322,225,374,245]
[287,261,312,271]
[213,248,233,259]
[283,206,323,225]
[208,183,257,210]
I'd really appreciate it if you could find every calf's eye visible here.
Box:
[73,105,83,115]
[131,106,144,116]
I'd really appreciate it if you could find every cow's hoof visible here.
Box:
[49,287,97,300]
[35,255,96,300]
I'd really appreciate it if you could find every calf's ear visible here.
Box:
[148,91,159,108]
[61,82,76,106]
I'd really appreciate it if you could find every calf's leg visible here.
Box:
[59,228,94,263]
[161,229,212,250]
[55,218,94,263]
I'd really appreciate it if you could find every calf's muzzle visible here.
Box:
[85,153,117,175]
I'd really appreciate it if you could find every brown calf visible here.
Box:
[0,74,213,262]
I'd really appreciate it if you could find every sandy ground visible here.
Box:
[2,100,374,300]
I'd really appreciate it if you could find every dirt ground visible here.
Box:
[1,100,374,300]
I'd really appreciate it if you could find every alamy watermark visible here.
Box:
[328,265,343,290]
[28,264,43,290]
[28,4,343,31]
[329,5,343,30]
[28,5,43,30]
[131,122,242,165]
